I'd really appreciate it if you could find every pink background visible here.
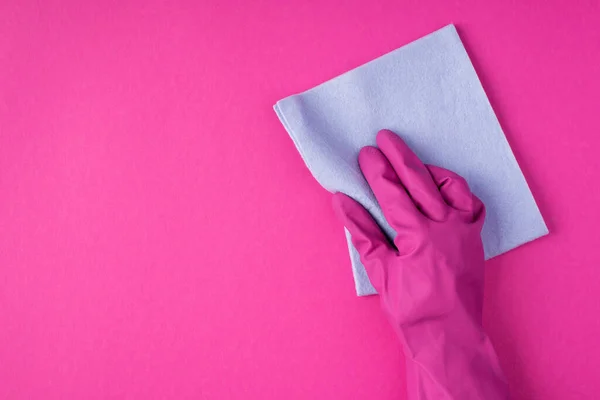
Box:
[1,1,599,399]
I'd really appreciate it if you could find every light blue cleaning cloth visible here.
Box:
[274,24,548,296]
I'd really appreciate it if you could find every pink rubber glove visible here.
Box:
[333,130,508,400]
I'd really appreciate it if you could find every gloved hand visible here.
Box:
[332,130,509,400]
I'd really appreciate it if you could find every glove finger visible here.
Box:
[358,146,424,247]
[426,165,486,225]
[471,192,486,227]
[332,192,395,291]
[425,165,474,212]
[376,130,447,221]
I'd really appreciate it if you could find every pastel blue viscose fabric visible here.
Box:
[274,24,548,296]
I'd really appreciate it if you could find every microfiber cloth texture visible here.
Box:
[274,24,548,296]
